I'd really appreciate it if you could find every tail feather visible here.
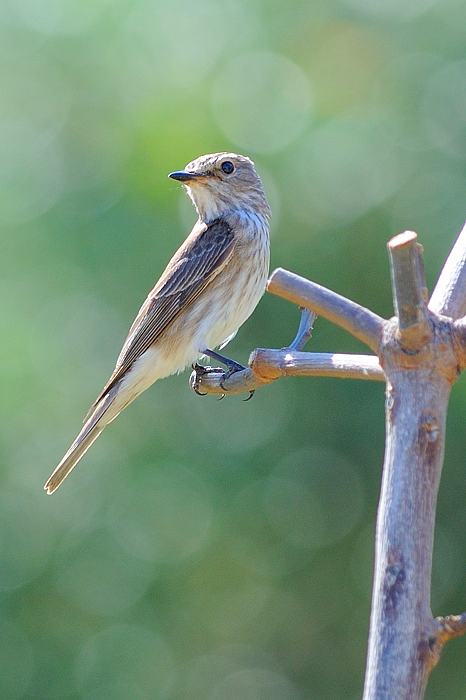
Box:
[45,390,116,495]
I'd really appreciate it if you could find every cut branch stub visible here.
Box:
[387,231,433,352]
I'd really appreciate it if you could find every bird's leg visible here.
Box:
[202,349,246,375]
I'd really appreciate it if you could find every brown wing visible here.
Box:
[91,218,235,405]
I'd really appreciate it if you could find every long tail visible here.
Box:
[44,390,117,495]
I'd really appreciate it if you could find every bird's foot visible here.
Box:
[202,349,246,390]
[190,362,223,396]
[191,352,254,400]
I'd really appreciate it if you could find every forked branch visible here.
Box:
[189,224,466,700]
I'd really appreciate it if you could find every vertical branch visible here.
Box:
[362,367,451,699]
[363,233,457,699]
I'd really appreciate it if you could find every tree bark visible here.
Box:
[363,322,455,699]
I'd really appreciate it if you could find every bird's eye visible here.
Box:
[221,161,234,174]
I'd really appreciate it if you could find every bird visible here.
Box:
[44,152,271,494]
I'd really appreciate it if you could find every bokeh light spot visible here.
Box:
[286,116,406,227]
[181,645,278,700]
[339,0,437,20]
[264,447,365,551]
[212,51,312,154]
[194,380,291,453]
[205,584,272,637]
[0,490,54,591]
[55,529,156,615]
[208,668,301,700]
[107,463,213,565]
[0,620,34,698]
[422,60,466,159]
[122,0,256,103]
[76,623,174,699]
[0,61,69,223]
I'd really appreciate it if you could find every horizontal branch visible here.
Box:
[267,268,384,353]
[252,349,385,381]
[429,221,466,320]
[189,351,385,396]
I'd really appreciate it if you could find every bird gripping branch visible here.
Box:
[44,152,271,494]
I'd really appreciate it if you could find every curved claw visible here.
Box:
[218,393,226,401]
[191,362,209,396]
[243,390,255,402]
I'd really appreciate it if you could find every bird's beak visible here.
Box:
[168,171,203,182]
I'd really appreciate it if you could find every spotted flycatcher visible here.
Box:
[44,152,271,494]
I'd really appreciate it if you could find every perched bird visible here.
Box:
[44,152,271,494]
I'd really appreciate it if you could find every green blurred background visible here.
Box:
[1,0,466,697]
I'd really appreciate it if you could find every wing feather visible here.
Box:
[91,218,235,406]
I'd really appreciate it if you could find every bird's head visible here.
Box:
[169,152,270,223]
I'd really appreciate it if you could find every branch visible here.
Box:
[429,221,466,320]
[251,349,385,381]
[362,234,461,699]
[436,612,466,645]
[288,307,315,350]
[267,268,384,353]
[190,307,384,397]
[193,227,466,698]
[189,351,385,396]
[419,612,466,674]
[387,231,433,351]
[452,318,466,371]
[188,228,466,699]
[362,358,453,699]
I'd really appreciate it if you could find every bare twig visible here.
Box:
[288,308,316,350]
[189,351,385,396]
[429,222,466,320]
[387,231,433,351]
[267,268,384,353]
[420,612,466,674]
[189,307,383,397]
[251,349,384,381]
[436,612,466,645]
